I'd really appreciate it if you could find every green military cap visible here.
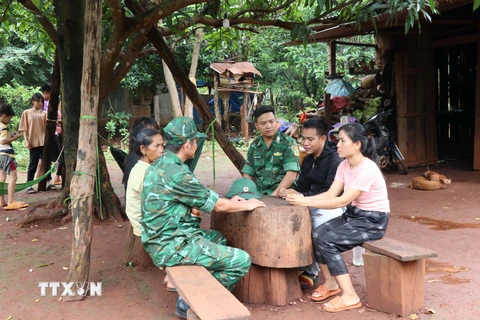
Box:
[225,178,262,200]
[164,117,207,145]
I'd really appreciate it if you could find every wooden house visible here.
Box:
[287,0,480,170]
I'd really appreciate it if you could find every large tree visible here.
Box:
[4,0,459,284]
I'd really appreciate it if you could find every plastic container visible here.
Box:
[352,246,365,266]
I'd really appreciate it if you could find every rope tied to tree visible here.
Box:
[80,115,98,121]
[67,193,96,210]
[73,171,96,179]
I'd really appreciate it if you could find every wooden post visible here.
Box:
[243,92,249,145]
[474,24,480,170]
[223,99,230,134]
[153,95,160,124]
[328,41,337,76]
[213,72,222,125]
[324,93,332,128]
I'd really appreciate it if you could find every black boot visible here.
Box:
[175,296,190,319]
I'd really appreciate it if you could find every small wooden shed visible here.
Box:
[210,62,262,141]
[287,0,480,170]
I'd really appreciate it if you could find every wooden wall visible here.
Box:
[394,34,438,167]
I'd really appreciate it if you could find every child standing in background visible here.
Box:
[19,93,49,194]
[0,103,28,209]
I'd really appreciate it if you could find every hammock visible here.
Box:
[102,135,205,173]
[0,149,63,195]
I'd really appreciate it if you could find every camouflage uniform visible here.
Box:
[140,117,251,291]
[242,131,300,195]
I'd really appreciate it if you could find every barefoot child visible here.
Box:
[0,103,28,209]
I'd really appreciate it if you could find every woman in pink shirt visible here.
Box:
[287,123,389,313]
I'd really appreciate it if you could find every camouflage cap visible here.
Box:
[225,178,262,200]
[164,117,207,145]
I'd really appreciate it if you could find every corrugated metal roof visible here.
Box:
[210,62,262,77]
[284,0,473,45]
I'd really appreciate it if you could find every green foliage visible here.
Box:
[121,53,164,93]
[0,1,56,60]
[0,81,39,116]
[0,43,51,86]
[105,111,131,146]
[12,140,29,172]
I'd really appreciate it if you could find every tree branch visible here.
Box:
[231,0,296,19]
[125,0,208,36]
[0,0,14,22]
[16,0,58,45]
[105,0,125,30]
[157,14,337,37]
[232,25,259,33]
[100,29,149,101]
[137,47,158,58]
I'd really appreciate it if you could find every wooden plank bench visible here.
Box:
[361,237,438,316]
[166,266,250,320]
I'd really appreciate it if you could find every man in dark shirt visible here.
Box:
[279,118,344,290]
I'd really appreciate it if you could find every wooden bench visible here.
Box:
[361,237,438,316]
[166,266,250,320]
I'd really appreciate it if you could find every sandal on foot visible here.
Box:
[311,285,342,302]
[47,184,57,191]
[299,272,320,289]
[26,187,35,194]
[4,202,29,210]
[167,282,177,292]
[322,296,362,313]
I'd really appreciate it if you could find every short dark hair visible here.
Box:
[40,83,51,93]
[253,105,275,121]
[129,117,161,152]
[31,92,44,103]
[0,104,15,117]
[165,139,194,154]
[303,118,328,137]
[134,128,162,157]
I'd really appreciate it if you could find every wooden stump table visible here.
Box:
[211,196,314,306]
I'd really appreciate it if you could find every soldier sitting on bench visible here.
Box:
[140,117,265,319]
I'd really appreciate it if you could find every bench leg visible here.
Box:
[232,264,302,306]
[364,251,425,316]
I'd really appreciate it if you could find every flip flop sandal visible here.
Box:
[299,272,320,289]
[4,203,28,210]
[311,285,342,302]
[322,296,362,313]
[167,284,177,292]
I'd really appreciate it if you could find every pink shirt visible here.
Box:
[334,159,390,212]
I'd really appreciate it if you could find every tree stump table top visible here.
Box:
[212,196,314,268]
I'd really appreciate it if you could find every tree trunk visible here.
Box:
[123,225,156,269]
[184,27,204,118]
[127,2,246,171]
[52,0,84,207]
[97,147,126,221]
[39,53,60,191]
[67,0,102,292]
[162,40,182,118]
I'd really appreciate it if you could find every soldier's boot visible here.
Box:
[175,296,190,319]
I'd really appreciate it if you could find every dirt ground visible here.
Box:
[1,153,479,320]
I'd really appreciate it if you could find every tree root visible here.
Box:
[46,188,70,209]
[17,204,69,227]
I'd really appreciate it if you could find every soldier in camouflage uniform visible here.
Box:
[242,106,300,196]
[140,117,265,318]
